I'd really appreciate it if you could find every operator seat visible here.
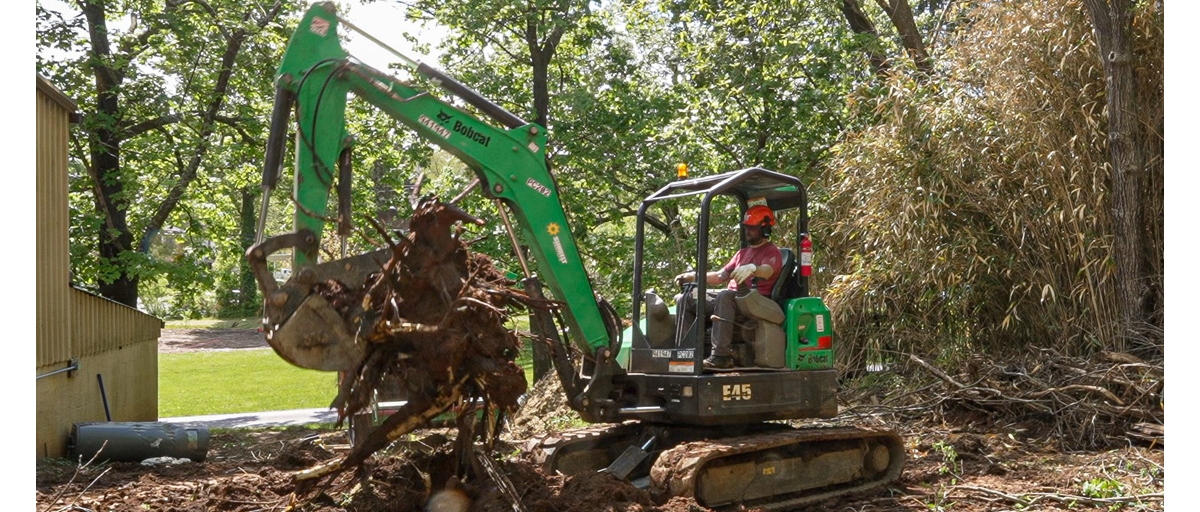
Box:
[644,290,677,349]
[771,248,797,305]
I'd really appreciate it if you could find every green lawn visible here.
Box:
[159,349,338,417]
[159,335,536,418]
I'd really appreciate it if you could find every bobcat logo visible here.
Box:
[309,17,330,37]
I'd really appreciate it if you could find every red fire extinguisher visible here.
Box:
[799,233,813,277]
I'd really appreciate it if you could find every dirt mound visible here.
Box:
[503,372,582,441]
[35,427,674,512]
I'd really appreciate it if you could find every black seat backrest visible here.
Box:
[771,248,796,302]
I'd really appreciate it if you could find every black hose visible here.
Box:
[261,86,295,191]
[415,63,526,129]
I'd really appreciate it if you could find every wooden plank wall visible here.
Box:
[37,75,162,365]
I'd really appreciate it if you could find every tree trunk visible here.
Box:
[1082,0,1150,351]
[841,0,890,76]
[874,0,932,74]
[81,0,138,307]
[526,21,564,129]
[239,187,259,314]
[531,317,553,384]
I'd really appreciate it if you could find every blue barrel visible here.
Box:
[69,422,210,462]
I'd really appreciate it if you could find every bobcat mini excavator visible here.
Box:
[247,3,904,509]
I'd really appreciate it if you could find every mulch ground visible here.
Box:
[33,329,1166,511]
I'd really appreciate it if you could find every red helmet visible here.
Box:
[743,205,776,227]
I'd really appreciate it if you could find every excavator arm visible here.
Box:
[247,3,618,395]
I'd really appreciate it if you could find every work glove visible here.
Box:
[731,263,757,284]
[674,272,695,287]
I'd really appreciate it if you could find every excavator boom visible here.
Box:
[249,2,615,377]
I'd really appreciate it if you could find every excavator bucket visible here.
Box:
[265,293,362,371]
[247,237,391,372]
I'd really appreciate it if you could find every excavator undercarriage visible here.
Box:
[525,421,905,509]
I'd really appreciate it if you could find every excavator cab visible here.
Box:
[620,166,831,375]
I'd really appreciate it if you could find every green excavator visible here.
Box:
[247,3,904,509]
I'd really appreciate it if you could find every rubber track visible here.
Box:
[650,425,905,510]
[523,423,904,509]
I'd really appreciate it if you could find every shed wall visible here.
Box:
[37,76,73,367]
[36,76,162,458]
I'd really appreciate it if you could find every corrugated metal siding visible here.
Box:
[36,76,75,367]
[70,290,162,357]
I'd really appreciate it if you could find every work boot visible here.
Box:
[703,355,734,370]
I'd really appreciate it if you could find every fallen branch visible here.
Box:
[908,354,966,389]
[952,485,1163,508]
[893,349,1163,449]
[48,441,110,512]
[1029,384,1124,406]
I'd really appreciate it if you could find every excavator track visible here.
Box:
[526,423,904,510]
[651,425,905,510]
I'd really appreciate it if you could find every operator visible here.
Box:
[674,205,783,370]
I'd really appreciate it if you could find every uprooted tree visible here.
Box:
[292,198,551,483]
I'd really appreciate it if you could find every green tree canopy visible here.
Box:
[37,0,304,316]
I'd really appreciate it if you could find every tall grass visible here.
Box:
[817,0,1163,369]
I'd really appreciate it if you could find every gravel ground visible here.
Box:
[158,328,268,353]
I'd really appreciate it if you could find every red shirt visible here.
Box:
[722,242,782,296]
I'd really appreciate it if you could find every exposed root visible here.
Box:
[301,197,534,484]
